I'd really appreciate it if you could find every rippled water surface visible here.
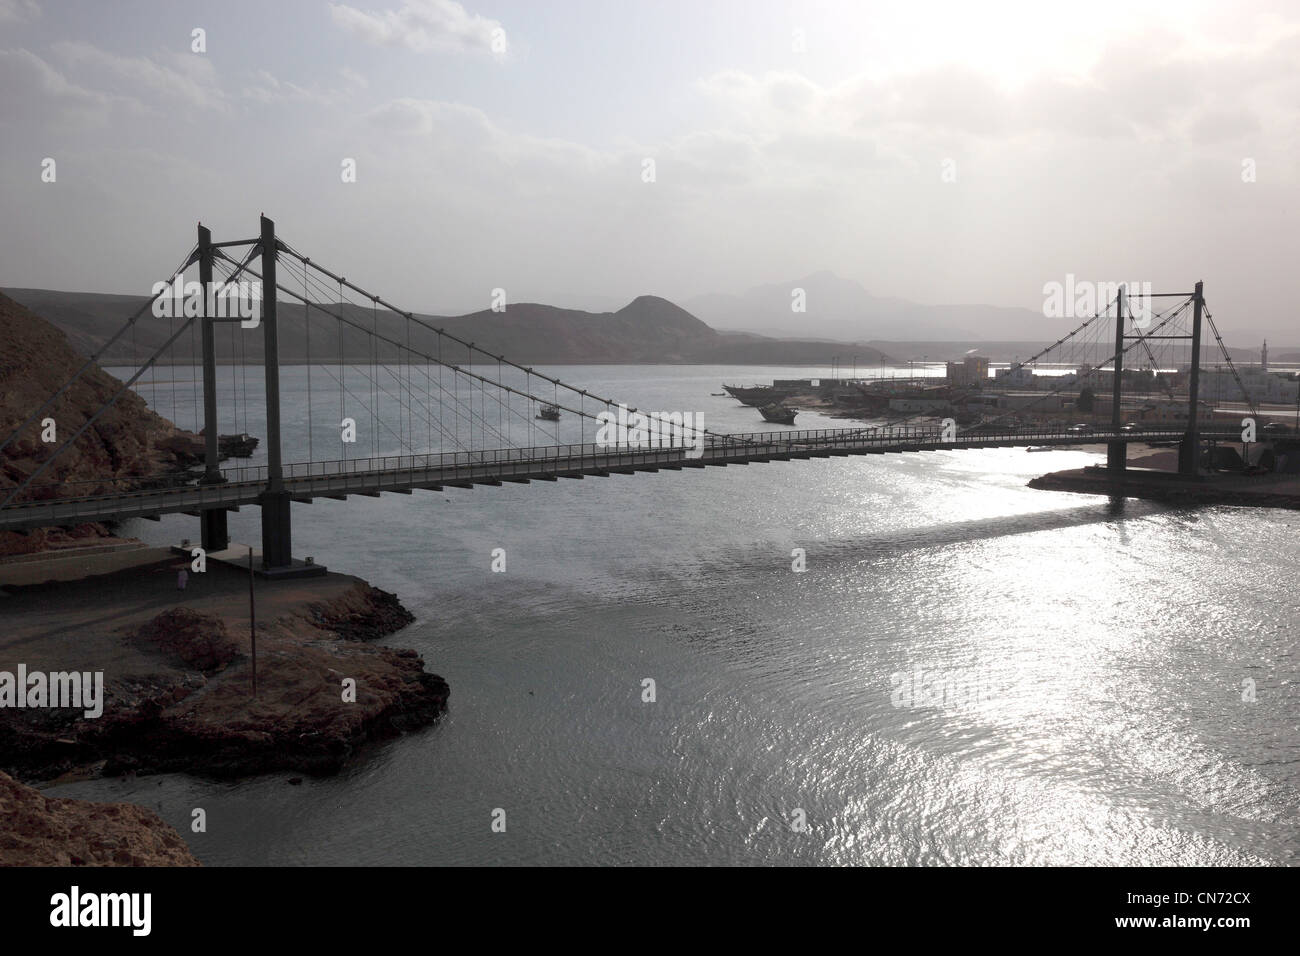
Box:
[59,365,1300,865]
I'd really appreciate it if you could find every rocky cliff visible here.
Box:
[0,770,199,866]
[0,291,206,554]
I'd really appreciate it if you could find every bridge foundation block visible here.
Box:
[200,508,229,553]
[259,491,293,569]
[1178,435,1201,476]
[1106,441,1126,473]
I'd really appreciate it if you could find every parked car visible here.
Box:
[1120,423,1139,433]
[1067,423,1092,435]
[1262,422,1291,435]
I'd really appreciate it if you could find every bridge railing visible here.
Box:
[0,426,1242,511]
[250,425,1209,485]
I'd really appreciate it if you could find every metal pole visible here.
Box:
[248,546,257,698]
[259,214,292,568]
[1181,280,1204,475]
[1108,287,1126,472]
[261,214,283,492]
[199,224,219,481]
[198,224,229,552]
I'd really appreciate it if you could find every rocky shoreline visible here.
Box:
[1028,467,1300,509]
[1,562,448,785]
[0,769,200,866]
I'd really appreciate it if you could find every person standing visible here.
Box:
[177,567,189,591]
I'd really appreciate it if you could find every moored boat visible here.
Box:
[219,432,259,458]
[200,428,260,459]
[723,384,796,406]
[758,403,797,425]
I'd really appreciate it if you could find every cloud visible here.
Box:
[0,48,116,128]
[242,69,354,106]
[340,66,369,89]
[362,97,608,187]
[0,0,39,24]
[698,31,1300,154]
[329,0,505,55]
[50,41,227,113]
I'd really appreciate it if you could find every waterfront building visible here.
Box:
[994,366,1035,387]
[1195,365,1299,404]
[946,355,990,387]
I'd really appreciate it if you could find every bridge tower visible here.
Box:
[197,223,229,553]
[1105,281,1207,477]
[257,214,293,569]
[1178,280,1205,476]
[196,215,293,570]
[1106,287,1127,473]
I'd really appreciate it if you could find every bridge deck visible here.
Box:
[0,426,1234,532]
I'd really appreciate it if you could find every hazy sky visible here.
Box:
[2,0,1297,336]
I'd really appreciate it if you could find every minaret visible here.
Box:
[1262,340,1268,371]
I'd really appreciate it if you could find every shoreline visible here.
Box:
[1028,466,1300,509]
[0,548,448,785]
[1027,444,1300,510]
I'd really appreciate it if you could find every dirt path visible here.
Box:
[0,557,447,781]
[1,554,364,675]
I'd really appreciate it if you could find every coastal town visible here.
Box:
[721,346,1300,509]
[725,345,1299,438]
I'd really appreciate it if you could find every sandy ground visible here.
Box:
[0,542,159,588]
[1,547,445,782]
[0,550,364,678]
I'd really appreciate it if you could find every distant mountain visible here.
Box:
[1,289,894,367]
[685,271,1049,342]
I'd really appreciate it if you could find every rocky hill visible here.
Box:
[0,291,205,553]
[2,288,894,366]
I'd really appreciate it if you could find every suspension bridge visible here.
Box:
[0,216,1252,572]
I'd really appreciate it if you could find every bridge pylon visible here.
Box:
[195,215,294,569]
[197,222,229,553]
[1106,287,1127,473]
[256,214,293,569]
[1177,280,1205,476]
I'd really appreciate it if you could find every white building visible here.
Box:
[994,366,1035,387]
[1197,365,1299,405]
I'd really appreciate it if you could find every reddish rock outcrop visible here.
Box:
[0,291,211,555]
[1,578,448,781]
[0,292,202,497]
[0,770,199,866]
[307,584,415,641]
[129,607,241,673]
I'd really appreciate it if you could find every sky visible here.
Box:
[1,0,1298,337]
